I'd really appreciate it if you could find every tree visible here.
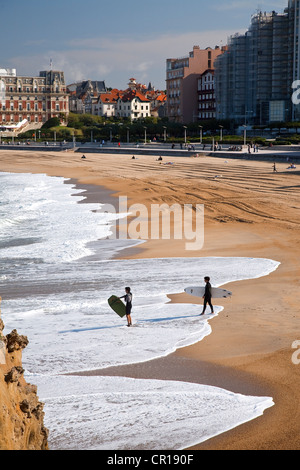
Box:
[42,117,61,129]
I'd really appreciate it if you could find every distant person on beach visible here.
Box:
[200,277,214,316]
[119,287,133,327]
[273,162,277,172]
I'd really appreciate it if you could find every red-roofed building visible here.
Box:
[92,89,121,117]
[70,77,166,120]
[116,90,151,120]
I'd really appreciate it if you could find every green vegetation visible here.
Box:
[14,114,300,145]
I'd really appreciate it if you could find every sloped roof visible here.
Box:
[121,90,150,103]
[98,92,119,104]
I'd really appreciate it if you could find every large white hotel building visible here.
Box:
[0,68,69,127]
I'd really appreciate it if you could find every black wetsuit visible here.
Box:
[120,293,132,316]
[202,282,214,314]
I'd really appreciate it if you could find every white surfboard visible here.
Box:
[184,286,232,299]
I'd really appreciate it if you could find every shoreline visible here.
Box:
[0,150,300,449]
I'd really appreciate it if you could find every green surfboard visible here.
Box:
[108,295,127,318]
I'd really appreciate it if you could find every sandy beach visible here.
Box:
[0,148,300,450]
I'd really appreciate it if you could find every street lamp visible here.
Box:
[163,126,167,143]
[126,127,130,144]
[183,126,187,145]
[219,125,223,142]
[198,125,203,144]
[243,125,247,146]
[143,126,147,145]
[118,122,123,143]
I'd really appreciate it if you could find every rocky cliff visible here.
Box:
[0,297,48,450]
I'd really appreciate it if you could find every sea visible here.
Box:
[0,171,279,450]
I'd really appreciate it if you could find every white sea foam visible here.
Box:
[0,171,279,450]
[31,374,274,451]
[0,172,124,262]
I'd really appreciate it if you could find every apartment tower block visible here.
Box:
[166,45,226,123]
[215,1,300,124]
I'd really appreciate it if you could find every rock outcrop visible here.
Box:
[0,297,48,450]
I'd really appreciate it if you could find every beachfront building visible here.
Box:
[68,77,166,120]
[166,45,227,124]
[0,68,69,127]
[215,4,295,125]
[116,90,151,120]
[67,80,107,114]
[124,78,166,118]
[198,70,216,120]
[149,92,167,118]
[92,89,120,118]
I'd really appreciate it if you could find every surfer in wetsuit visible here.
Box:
[120,287,133,327]
[200,276,214,316]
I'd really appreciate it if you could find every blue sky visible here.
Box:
[0,0,288,89]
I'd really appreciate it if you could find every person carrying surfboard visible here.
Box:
[119,287,133,327]
[200,277,214,316]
